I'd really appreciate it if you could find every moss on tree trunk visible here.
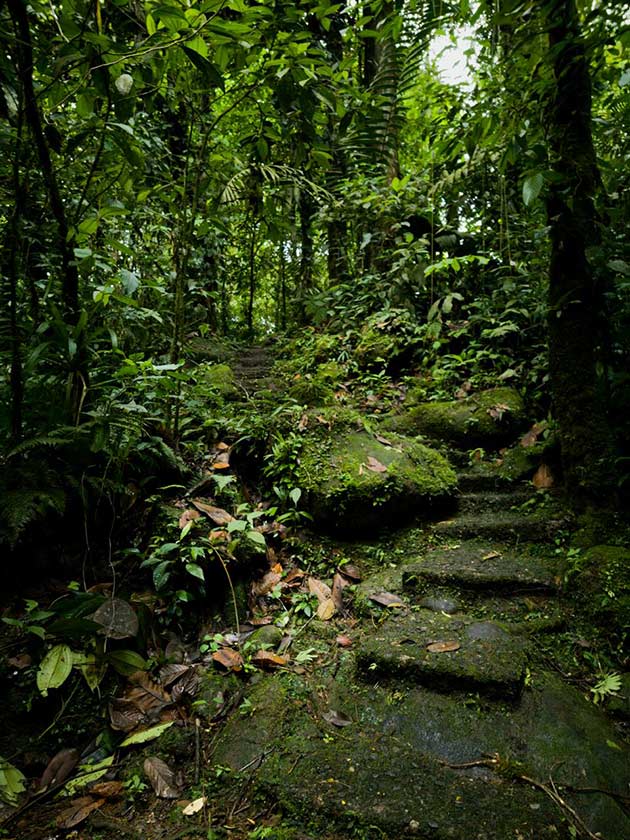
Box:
[544,0,616,505]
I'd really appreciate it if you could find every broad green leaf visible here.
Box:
[289,487,302,505]
[106,649,148,676]
[37,644,74,696]
[62,756,114,795]
[523,172,544,207]
[120,721,174,747]
[186,563,205,581]
[0,757,26,805]
[245,530,266,549]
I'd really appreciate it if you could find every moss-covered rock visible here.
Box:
[384,387,527,448]
[297,420,457,534]
[194,362,238,399]
[569,544,630,637]
[288,361,346,406]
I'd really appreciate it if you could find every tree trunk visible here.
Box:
[8,0,80,319]
[543,0,616,504]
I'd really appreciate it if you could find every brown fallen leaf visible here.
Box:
[374,434,393,447]
[251,570,282,599]
[144,757,181,799]
[7,653,31,669]
[369,592,404,608]
[211,649,244,672]
[251,650,288,671]
[520,421,547,448]
[159,663,190,688]
[336,635,353,648]
[298,413,309,432]
[109,670,173,732]
[337,563,362,583]
[316,599,336,621]
[366,455,387,473]
[39,748,80,791]
[426,640,461,653]
[89,780,123,799]
[331,573,347,613]
[212,452,230,470]
[532,464,554,489]
[481,550,502,561]
[192,499,234,524]
[322,709,352,728]
[308,576,333,605]
[209,528,229,542]
[215,441,230,451]
[316,414,332,428]
[178,509,201,529]
[487,402,511,421]
[56,795,106,829]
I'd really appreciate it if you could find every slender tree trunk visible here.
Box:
[298,189,314,322]
[543,0,615,504]
[8,0,80,319]
[3,106,25,441]
[247,220,256,336]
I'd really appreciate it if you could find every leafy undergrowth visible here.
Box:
[1,342,628,839]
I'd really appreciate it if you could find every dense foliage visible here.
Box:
[0,0,628,552]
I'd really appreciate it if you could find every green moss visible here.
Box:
[384,387,527,448]
[288,362,346,406]
[297,427,457,534]
[569,544,630,636]
[498,438,557,481]
[192,361,238,401]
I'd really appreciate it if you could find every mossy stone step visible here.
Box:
[356,611,528,698]
[456,490,534,515]
[402,542,558,593]
[432,511,564,542]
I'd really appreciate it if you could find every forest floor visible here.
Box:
[1,343,629,840]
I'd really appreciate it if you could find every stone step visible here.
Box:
[456,470,519,492]
[432,512,565,543]
[402,542,558,593]
[356,611,528,699]
[456,490,534,515]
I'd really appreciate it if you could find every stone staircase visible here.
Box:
[232,345,276,397]
[211,447,629,839]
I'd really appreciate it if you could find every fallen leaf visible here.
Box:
[316,415,332,429]
[487,403,511,421]
[183,796,207,815]
[316,599,336,621]
[56,795,106,829]
[284,567,305,586]
[374,434,393,446]
[337,563,362,582]
[178,509,201,529]
[520,421,547,448]
[366,455,387,473]
[369,592,404,608]
[532,464,554,489]
[91,598,139,640]
[481,550,501,561]
[251,650,288,671]
[159,663,190,688]
[192,499,234,524]
[89,780,123,799]
[298,413,309,431]
[39,748,80,791]
[322,709,352,728]
[209,528,229,542]
[308,577,333,604]
[109,672,172,732]
[212,452,230,470]
[144,757,181,799]
[211,649,243,672]
[7,653,31,669]
[251,570,282,598]
[215,441,230,451]
[336,635,353,648]
[426,641,461,653]
[331,573,347,612]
